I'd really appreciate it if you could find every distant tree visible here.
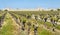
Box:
[50,9,53,11]
[0,10,2,11]
[4,9,8,11]
[57,8,60,11]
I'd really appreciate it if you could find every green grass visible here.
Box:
[38,29,55,35]
[37,27,55,35]
[0,13,19,35]
[55,25,60,30]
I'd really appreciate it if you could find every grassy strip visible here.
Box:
[0,13,20,35]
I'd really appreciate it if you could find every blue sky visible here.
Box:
[0,0,60,9]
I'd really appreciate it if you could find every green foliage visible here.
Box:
[45,22,53,28]
[0,11,60,35]
[56,25,60,30]
[0,13,19,35]
[38,29,54,35]
[0,23,14,35]
[57,8,60,11]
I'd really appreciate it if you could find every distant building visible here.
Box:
[2,8,58,11]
